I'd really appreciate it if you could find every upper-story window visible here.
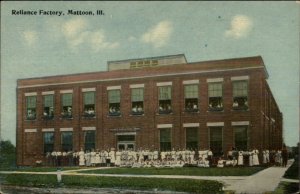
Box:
[61,93,73,118]
[208,82,223,111]
[158,86,172,114]
[184,84,199,112]
[43,95,54,120]
[232,81,248,110]
[26,96,37,120]
[108,89,121,116]
[131,88,144,115]
[83,91,95,117]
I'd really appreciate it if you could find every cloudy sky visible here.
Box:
[1,1,299,146]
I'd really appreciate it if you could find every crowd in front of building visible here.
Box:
[43,146,288,168]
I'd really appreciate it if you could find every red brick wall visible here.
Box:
[16,67,282,165]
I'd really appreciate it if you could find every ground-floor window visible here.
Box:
[186,127,198,150]
[61,132,73,151]
[84,131,95,151]
[209,127,223,156]
[43,132,54,154]
[234,126,248,151]
[160,128,171,151]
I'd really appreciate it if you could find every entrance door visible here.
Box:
[117,135,135,150]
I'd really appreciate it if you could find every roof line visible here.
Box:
[18,66,264,89]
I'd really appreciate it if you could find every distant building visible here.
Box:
[16,54,283,166]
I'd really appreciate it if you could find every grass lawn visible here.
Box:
[3,174,224,194]
[283,157,299,180]
[0,166,81,172]
[271,181,299,194]
[80,166,265,176]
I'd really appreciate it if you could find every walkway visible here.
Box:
[0,160,297,194]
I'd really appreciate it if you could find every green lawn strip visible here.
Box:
[4,174,224,194]
[7,167,81,172]
[271,181,299,194]
[80,167,265,176]
[283,158,299,180]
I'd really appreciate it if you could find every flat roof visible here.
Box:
[17,55,268,88]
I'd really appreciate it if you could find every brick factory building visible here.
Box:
[16,54,283,166]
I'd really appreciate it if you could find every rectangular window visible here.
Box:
[131,88,144,115]
[83,92,95,117]
[233,81,248,110]
[43,95,54,119]
[61,93,72,118]
[186,127,198,150]
[160,128,171,151]
[234,126,248,150]
[108,90,121,116]
[184,84,199,112]
[209,127,223,156]
[208,83,223,111]
[84,131,95,151]
[158,86,172,114]
[43,132,54,154]
[26,96,37,120]
[61,132,73,152]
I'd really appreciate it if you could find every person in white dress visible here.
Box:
[217,158,224,168]
[262,150,267,164]
[249,150,253,166]
[252,148,260,166]
[90,149,96,166]
[115,149,121,166]
[238,151,244,166]
[78,148,85,166]
[265,150,270,164]
[95,150,101,166]
[85,150,91,166]
[109,148,116,165]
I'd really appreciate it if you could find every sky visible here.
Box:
[1,1,299,146]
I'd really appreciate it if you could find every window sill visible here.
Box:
[42,116,54,120]
[157,111,173,115]
[83,113,96,118]
[108,114,121,117]
[208,107,224,112]
[232,107,249,111]
[25,118,37,121]
[60,116,73,120]
[184,109,199,113]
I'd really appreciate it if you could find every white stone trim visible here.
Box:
[18,66,264,89]
[82,88,96,92]
[231,76,249,81]
[183,123,200,127]
[156,82,172,86]
[25,92,37,96]
[107,86,121,90]
[207,122,224,127]
[207,78,224,83]
[60,128,73,132]
[115,132,136,136]
[25,128,37,133]
[42,128,55,132]
[183,80,199,85]
[82,127,96,131]
[60,89,73,94]
[42,91,55,95]
[231,121,250,126]
[130,84,145,88]
[157,124,173,128]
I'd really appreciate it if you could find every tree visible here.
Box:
[0,140,16,169]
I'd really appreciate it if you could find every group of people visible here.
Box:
[44,147,288,168]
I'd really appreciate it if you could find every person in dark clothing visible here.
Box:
[281,146,288,167]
